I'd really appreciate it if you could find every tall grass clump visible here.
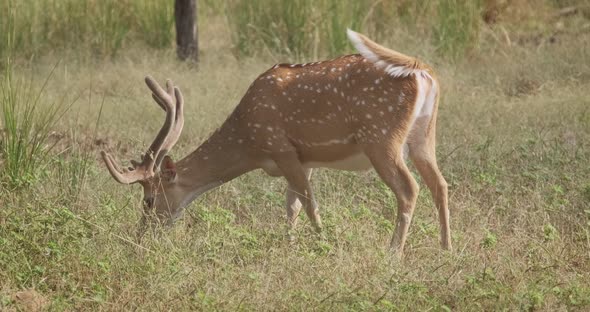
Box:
[0,4,71,189]
[0,0,176,59]
[227,0,380,60]
[88,1,132,57]
[133,0,175,49]
[37,0,132,57]
[0,61,71,190]
[227,0,315,59]
[225,0,484,60]
[323,0,371,56]
[53,96,104,204]
[433,0,483,60]
[0,0,34,63]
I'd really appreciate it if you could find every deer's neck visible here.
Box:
[175,127,259,204]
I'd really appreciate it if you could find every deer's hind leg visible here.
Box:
[365,143,419,255]
[408,116,451,250]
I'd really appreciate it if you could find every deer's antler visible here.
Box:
[101,76,185,184]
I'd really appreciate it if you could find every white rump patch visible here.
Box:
[346,29,421,78]
[304,152,372,172]
[413,73,428,120]
[413,72,436,120]
[422,74,437,118]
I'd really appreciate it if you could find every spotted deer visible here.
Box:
[101,29,450,254]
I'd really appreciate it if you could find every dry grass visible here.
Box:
[1,5,590,312]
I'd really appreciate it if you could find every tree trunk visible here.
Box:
[175,0,198,62]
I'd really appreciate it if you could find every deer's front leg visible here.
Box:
[274,153,322,232]
[286,168,313,232]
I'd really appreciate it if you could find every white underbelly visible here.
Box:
[259,152,373,177]
[304,152,372,171]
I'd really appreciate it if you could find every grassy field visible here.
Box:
[1,1,590,311]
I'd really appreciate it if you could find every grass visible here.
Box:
[0,0,484,61]
[226,0,390,60]
[1,1,590,311]
[0,60,72,190]
[433,0,483,60]
[0,0,175,60]
[133,0,175,49]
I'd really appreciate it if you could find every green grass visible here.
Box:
[0,0,485,61]
[1,1,590,310]
[226,0,382,59]
[133,0,175,49]
[0,60,72,190]
[433,0,483,60]
[225,0,484,60]
[0,0,174,60]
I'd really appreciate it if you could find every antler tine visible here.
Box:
[151,93,167,111]
[174,87,184,123]
[142,76,179,174]
[154,84,185,168]
[145,76,174,108]
[150,79,176,112]
[166,79,175,97]
[101,151,145,184]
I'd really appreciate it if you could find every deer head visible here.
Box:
[101,76,185,225]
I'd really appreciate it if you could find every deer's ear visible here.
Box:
[161,156,177,182]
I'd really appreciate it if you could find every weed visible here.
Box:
[481,230,498,249]
[543,223,558,241]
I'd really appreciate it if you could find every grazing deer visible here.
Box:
[101,29,450,254]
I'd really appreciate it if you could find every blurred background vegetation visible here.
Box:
[1,0,588,62]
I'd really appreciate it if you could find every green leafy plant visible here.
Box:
[481,230,498,249]
[543,223,558,241]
